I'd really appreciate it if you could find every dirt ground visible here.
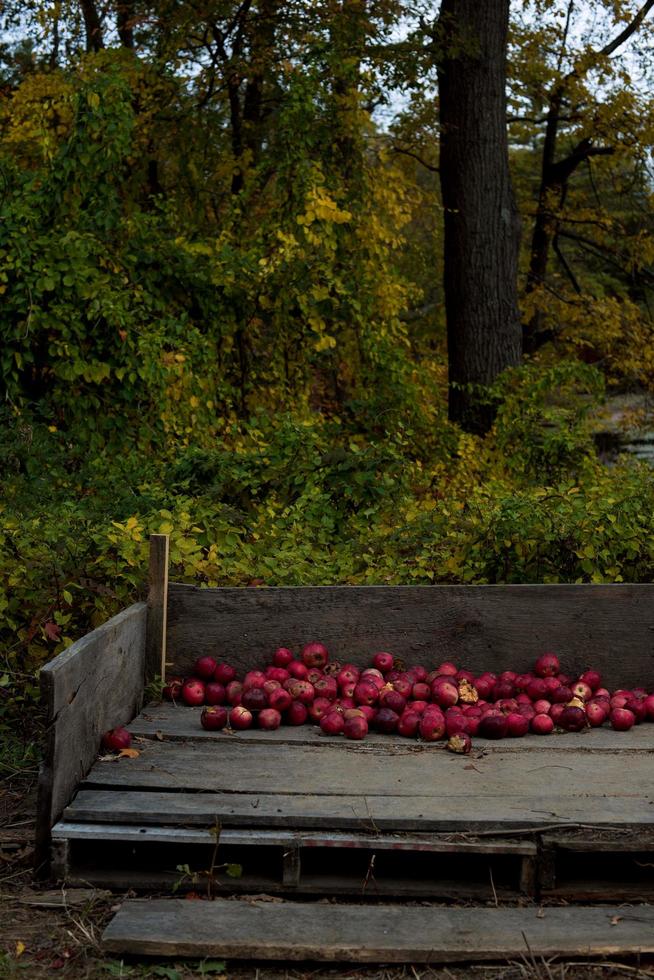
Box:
[2,770,653,980]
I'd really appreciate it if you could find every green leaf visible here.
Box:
[225,863,242,879]
[199,961,227,975]
[151,967,182,980]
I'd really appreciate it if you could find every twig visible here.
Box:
[488,864,498,907]
[521,931,544,980]
[563,963,654,978]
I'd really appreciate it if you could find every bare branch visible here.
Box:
[599,0,654,58]
[553,234,582,294]
[390,145,439,173]
[556,0,575,73]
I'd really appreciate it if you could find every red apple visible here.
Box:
[230,706,253,730]
[258,708,281,730]
[344,715,368,740]
[101,727,132,752]
[162,677,183,701]
[182,679,205,706]
[205,682,226,705]
[372,652,394,673]
[193,656,217,680]
[201,706,228,730]
[272,647,293,667]
[214,662,236,685]
[534,652,560,677]
[301,642,328,669]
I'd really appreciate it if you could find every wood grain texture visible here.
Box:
[145,534,169,684]
[165,583,654,686]
[51,821,537,854]
[130,701,654,751]
[102,899,654,960]
[66,788,654,831]
[81,737,654,799]
[35,603,147,876]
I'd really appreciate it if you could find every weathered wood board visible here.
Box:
[166,582,654,685]
[81,737,654,798]
[102,899,654,960]
[51,821,537,856]
[35,603,147,874]
[131,701,654,751]
[65,787,654,831]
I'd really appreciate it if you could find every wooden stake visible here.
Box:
[145,534,169,685]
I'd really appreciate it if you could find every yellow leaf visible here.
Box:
[15,942,26,957]
[314,334,337,351]
[118,748,140,759]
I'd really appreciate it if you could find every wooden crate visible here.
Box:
[35,535,654,960]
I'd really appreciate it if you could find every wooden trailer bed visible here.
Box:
[35,536,654,962]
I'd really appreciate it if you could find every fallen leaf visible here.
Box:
[118,748,140,759]
[610,915,623,926]
[536,908,545,919]
[44,621,61,642]
[463,764,481,772]
[154,730,164,741]
[15,941,26,957]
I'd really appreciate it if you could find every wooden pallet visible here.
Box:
[36,536,654,961]
[48,700,654,901]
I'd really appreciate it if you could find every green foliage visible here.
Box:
[2,3,654,733]
[3,361,654,731]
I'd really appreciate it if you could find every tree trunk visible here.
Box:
[329,0,367,184]
[437,0,522,434]
[79,0,104,52]
[116,0,135,49]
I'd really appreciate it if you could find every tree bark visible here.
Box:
[79,0,104,52]
[437,0,522,434]
[116,0,135,48]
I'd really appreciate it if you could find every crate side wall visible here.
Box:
[165,583,654,685]
[35,602,147,875]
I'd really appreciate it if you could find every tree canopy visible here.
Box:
[2,1,654,729]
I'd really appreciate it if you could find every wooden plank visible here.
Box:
[165,582,654,685]
[66,789,654,832]
[131,702,654,751]
[35,603,147,877]
[145,534,169,685]
[102,899,654,960]
[80,737,654,802]
[51,821,537,854]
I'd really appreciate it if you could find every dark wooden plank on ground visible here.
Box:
[145,534,169,685]
[67,787,654,832]
[51,821,537,853]
[130,701,654,751]
[80,737,654,800]
[35,603,147,875]
[102,899,654,960]
[165,582,654,685]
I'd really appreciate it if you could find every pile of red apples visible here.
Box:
[161,644,654,754]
